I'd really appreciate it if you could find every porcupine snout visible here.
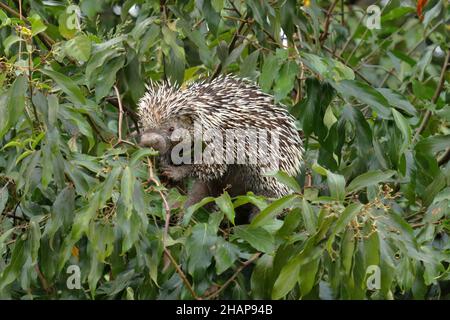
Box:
[138,132,168,154]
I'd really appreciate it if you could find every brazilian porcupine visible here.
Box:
[137,75,303,215]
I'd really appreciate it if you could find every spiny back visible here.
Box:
[137,75,304,177]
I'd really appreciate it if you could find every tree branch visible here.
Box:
[413,50,449,142]
[112,85,137,147]
[204,253,261,300]
[319,0,339,44]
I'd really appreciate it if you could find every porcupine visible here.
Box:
[137,75,303,221]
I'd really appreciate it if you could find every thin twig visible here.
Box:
[114,85,124,142]
[1,211,28,221]
[319,0,339,44]
[105,96,140,135]
[413,50,449,142]
[164,247,200,299]
[35,264,52,294]
[113,85,135,147]
[204,253,261,300]
[294,27,305,103]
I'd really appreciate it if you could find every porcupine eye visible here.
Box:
[168,126,175,132]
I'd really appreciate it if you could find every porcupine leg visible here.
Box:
[185,180,218,209]
[160,164,192,181]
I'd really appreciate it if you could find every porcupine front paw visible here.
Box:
[160,164,189,181]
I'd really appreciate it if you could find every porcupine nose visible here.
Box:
[138,132,167,153]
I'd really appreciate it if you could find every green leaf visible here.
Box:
[47,94,59,129]
[0,186,8,214]
[250,254,274,299]
[298,258,320,297]
[251,194,297,228]
[327,171,345,201]
[95,56,125,102]
[276,208,302,238]
[129,148,159,167]
[86,44,124,88]
[377,88,417,116]
[234,225,274,253]
[0,238,26,291]
[240,50,260,80]
[183,196,215,226]
[44,186,75,246]
[341,228,356,275]
[80,0,104,20]
[301,53,354,82]
[223,42,246,69]
[70,192,102,241]
[0,9,10,27]
[264,171,301,193]
[58,11,77,39]
[3,34,21,56]
[347,170,396,193]
[274,60,298,102]
[423,1,442,29]
[214,238,239,274]
[185,223,217,275]
[99,166,122,207]
[273,222,328,299]
[332,80,391,119]
[41,69,86,105]
[29,217,42,262]
[215,191,235,224]
[64,35,92,62]
[259,50,285,92]
[162,26,185,84]
[88,252,104,297]
[381,7,415,22]
[301,199,317,234]
[392,109,412,153]
[298,77,320,137]
[29,14,47,36]
[121,166,135,219]
[0,76,27,139]
[59,108,95,150]
[416,135,450,154]
[311,163,328,176]
[272,254,301,299]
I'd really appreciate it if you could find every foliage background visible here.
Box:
[0,0,449,299]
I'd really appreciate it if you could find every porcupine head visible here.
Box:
[136,81,197,169]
